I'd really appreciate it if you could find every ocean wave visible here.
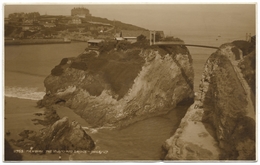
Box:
[5,86,45,101]
[82,126,116,134]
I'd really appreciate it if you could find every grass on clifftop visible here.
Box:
[50,36,189,99]
[79,48,145,99]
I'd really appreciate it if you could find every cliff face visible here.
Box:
[163,43,255,160]
[39,45,194,128]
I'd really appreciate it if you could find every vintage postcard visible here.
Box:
[3,3,256,162]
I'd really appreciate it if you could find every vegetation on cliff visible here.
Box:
[5,12,146,39]
[40,38,194,128]
[49,38,191,100]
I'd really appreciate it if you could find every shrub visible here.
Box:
[123,49,143,62]
[117,40,132,51]
[51,65,63,76]
[80,51,97,59]
[70,61,88,71]
[99,41,116,54]
[137,34,146,42]
[132,39,150,48]
[59,58,69,65]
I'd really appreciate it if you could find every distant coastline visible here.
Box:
[4,38,71,46]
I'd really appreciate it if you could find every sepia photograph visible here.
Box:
[3,2,256,162]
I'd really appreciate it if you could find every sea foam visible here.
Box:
[5,86,45,101]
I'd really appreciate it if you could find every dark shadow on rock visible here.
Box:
[4,139,23,161]
[159,45,194,91]
[177,96,194,106]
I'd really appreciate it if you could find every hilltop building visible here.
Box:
[71,7,91,18]
[87,39,104,50]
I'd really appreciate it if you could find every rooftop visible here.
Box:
[87,39,104,43]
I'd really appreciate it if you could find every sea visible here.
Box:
[4,33,247,161]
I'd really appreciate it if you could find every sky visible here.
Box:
[3,3,256,43]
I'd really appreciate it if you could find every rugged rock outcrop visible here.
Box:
[163,42,255,160]
[33,117,95,151]
[39,44,194,128]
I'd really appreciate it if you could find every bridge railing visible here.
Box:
[149,30,219,49]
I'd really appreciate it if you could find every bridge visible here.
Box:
[149,31,219,49]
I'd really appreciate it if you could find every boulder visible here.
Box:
[34,117,95,151]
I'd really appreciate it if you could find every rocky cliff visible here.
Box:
[15,115,95,152]
[39,43,194,128]
[163,42,256,160]
[33,117,95,151]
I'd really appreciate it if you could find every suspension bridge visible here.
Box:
[149,31,220,49]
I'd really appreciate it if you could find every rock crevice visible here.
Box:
[163,42,255,160]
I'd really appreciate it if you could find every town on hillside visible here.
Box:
[4,7,166,45]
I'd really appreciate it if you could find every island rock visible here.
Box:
[39,42,194,128]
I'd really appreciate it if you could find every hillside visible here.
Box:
[5,13,147,40]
